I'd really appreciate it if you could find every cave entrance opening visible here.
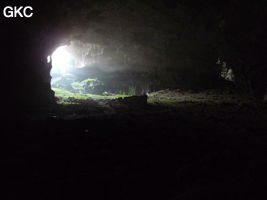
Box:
[48,41,128,103]
[49,41,100,101]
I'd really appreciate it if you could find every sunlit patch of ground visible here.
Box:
[53,88,131,104]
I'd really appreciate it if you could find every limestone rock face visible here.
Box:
[1,22,57,115]
[0,1,70,114]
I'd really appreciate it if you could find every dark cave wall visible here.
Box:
[221,0,267,98]
[1,0,74,112]
[1,31,55,109]
[77,0,266,96]
[1,11,63,112]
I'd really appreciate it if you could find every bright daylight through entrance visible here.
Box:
[49,41,132,103]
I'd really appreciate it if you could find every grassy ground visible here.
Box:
[53,88,131,103]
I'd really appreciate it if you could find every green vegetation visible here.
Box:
[128,86,136,96]
[53,88,88,99]
[70,78,103,94]
[53,88,131,103]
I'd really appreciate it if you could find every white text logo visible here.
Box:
[3,6,33,18]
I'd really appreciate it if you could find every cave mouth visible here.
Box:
[49,41,131,103]
[50,45,75,75]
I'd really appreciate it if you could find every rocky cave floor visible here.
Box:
[2,90,267,199]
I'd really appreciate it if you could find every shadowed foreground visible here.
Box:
[1,100,267,200]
